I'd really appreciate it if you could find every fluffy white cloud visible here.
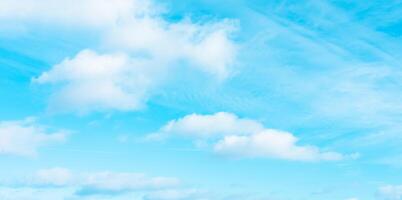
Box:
[34,50,153,113]
[149,112,348,162]
[149,112,263,139]
[214,130,343,161]
[378,185,402,200]
[0,118,67,156]
[105,18,237,78]
[25,0,237,113]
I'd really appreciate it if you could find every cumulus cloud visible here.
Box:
[14,0,237,113]
[34,50,153,113]
[0,118,67,156]
[105,18,237,78]
[378,185,402,200]
[149,112,263,140]
[214,129,343,161]
[149,112,349,162]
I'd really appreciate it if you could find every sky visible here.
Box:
[0,0,402,199]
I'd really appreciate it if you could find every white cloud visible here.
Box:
[149,112,348,162]
[105,18,237,79]
[149,112,263,139]
[214,129,343,161]
[23,0,237,113]
[378,185,402,200]
[34,49,153,113]
[0,118,67,156]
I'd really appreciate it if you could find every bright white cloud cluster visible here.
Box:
[105,18,237,78]
[34,50,152,113]
[150,112,346,161]
[378,185,402,200]
[10,0,237,113]
[214,129,343,161]
[0,119,66,156]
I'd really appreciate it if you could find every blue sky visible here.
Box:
[0,0,402,199]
